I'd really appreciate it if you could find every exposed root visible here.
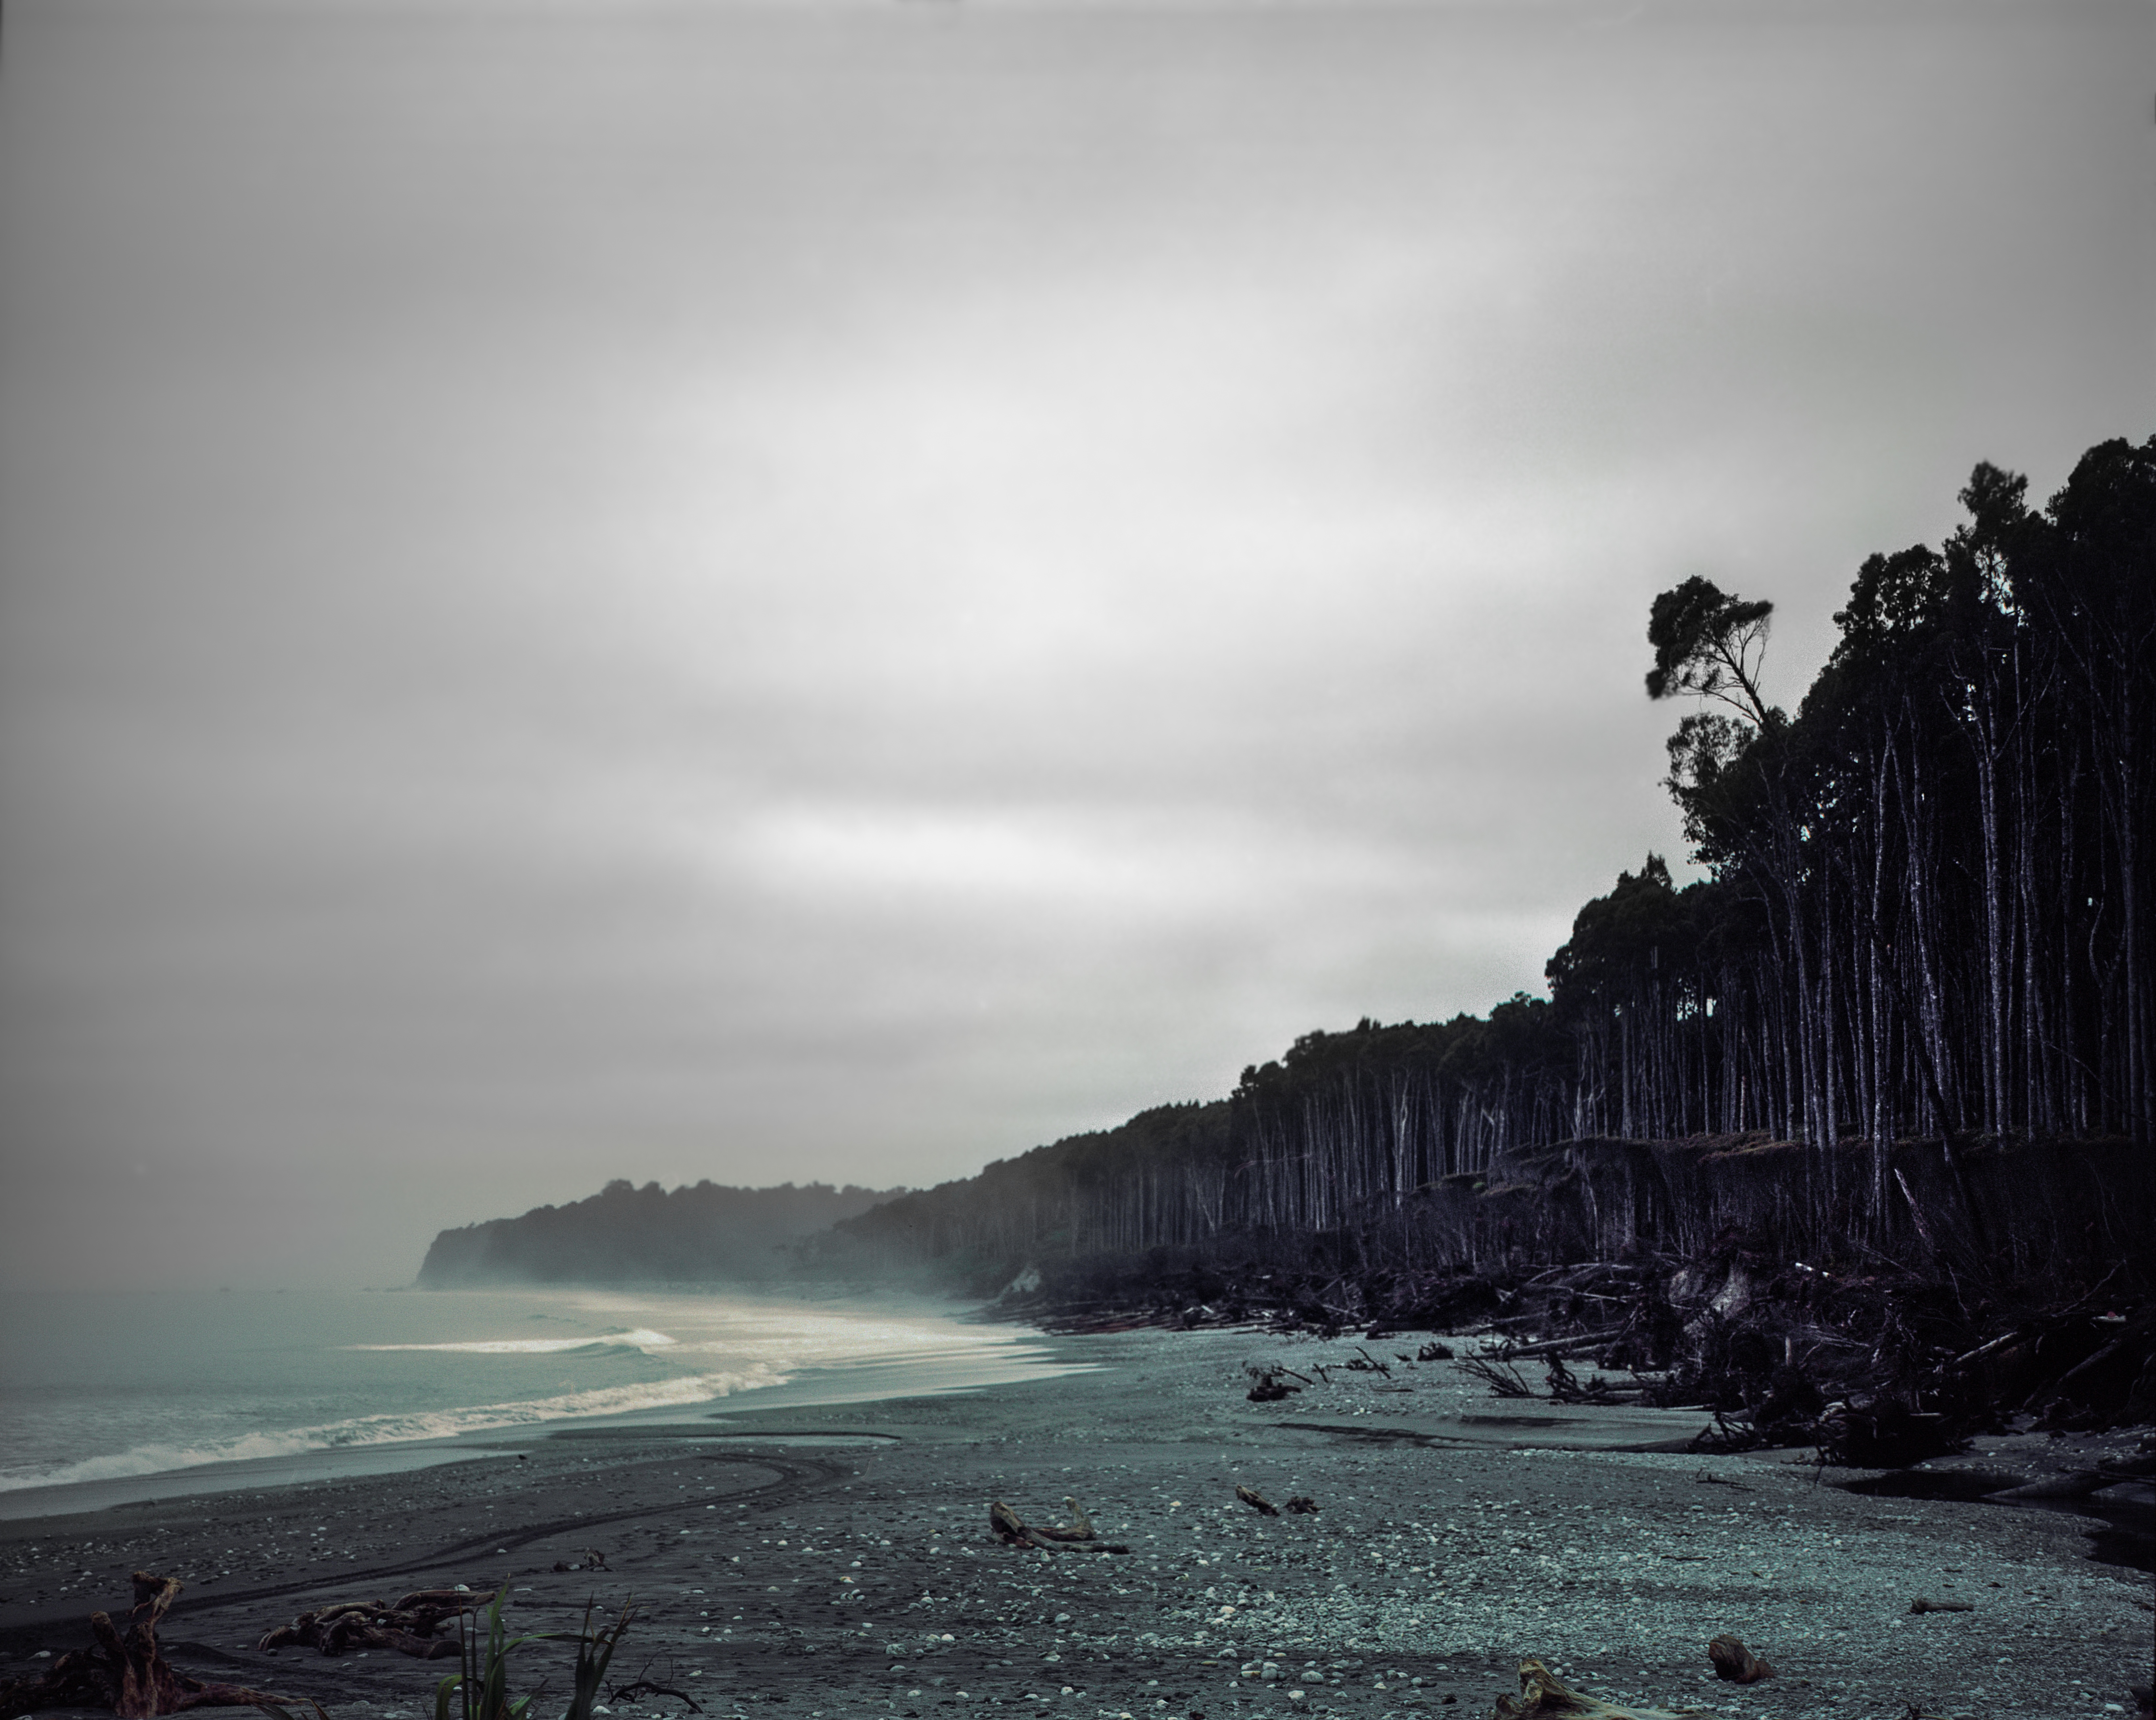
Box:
[1,1574,326,1720]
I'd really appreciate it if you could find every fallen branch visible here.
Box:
[1455,1354,1537,1398]
[610,1681,701,1715]
[1,1573,326,1720]
[1946,1323,2042,1372]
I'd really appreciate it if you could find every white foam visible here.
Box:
[0,1366,783,1494]
[0,1289,1074,1505]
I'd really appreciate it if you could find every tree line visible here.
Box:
[835,434,2153,1276]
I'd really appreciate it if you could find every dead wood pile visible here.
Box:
[0,1573,324,1720]
[1446,1251,2154,1462]
[254,1589,479,1659]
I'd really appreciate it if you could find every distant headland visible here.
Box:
[415,1178,903,1286]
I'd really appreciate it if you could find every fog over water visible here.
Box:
[1,1,2148,1290]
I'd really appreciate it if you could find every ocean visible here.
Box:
[0,1284,1080,1517]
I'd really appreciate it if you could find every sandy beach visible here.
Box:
[2,1328,2149,1720]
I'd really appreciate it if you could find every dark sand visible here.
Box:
[2,1329,2149,1720]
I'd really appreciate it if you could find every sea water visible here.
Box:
[0,1285,1077,1514]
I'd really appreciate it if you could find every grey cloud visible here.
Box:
[2,0,2146,1287]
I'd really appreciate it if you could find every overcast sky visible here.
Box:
[1,0,2148,1290]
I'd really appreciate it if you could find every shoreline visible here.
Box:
[3,1328,2149,1719]
[0,1334,1095,1528]
[0,1287,1090,1525]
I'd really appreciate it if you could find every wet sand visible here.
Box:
[2,1329,2148,1720]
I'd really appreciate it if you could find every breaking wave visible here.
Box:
[0,1365,784,1495]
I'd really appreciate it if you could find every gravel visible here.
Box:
[2,1326,2147,1720]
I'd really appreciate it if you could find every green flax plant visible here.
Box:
[424,1583,638,1720]
[563,1597,639,1720]
[435,1585,546,1720]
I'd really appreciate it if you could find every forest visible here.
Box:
[416,1178,902,1285]
[827,433,2154,1300]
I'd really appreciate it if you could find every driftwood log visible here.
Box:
[1483,1327,1629,1362]
[1489,1659,1696,1718]
[255,1588,477,1658]
[0,1573,325,1720]
[989,1498,1128,1553]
